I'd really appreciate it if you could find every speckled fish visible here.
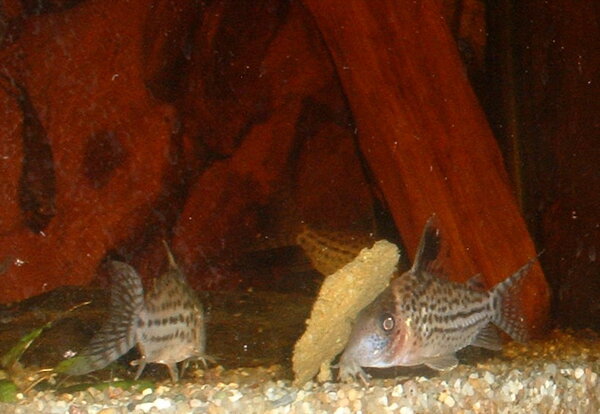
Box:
[295,225,376,276]
[338,217,535,381]
[66,242,209,381]
[252,223,376,276]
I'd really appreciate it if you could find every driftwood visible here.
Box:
[0,0,564,338]
[301,0,550,335]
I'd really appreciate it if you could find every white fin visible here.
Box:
[337,358,371,384]
[471,323,502,350]
[66,261,144,376]
[424,354,458,371]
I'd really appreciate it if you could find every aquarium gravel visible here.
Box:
[1,330,599,413]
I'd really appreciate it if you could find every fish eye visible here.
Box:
[380,313,395,332]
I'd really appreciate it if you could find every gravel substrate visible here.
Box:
[2,330,599,413]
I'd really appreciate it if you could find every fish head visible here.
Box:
[339,286,410,378]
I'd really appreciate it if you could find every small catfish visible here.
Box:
[66,242,210,382]
[295,225,376,276]
[338,217,535,382]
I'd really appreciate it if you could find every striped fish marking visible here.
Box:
[338,216,535,382]
[250,223,376,277]
[66,242,209,382]
[295,225,375,276]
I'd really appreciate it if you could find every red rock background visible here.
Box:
[0,0,596,332]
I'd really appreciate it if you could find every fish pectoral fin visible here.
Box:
[337,359,371,384]
[165,363,180,382]
[131,357,147,380]
[471,323,503,351]
[423,354,458,371]
[197,354,217,368]
[179,354,216,378]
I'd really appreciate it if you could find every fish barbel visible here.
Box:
[66,241,209,382]
[338,217,535,382]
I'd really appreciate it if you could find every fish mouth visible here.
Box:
[340,332,391,368]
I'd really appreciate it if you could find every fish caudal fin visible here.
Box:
[490,258,536,343]
[66,261,144,376]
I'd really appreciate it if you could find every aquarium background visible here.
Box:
[0,0,597,332]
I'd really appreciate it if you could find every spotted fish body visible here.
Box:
[66,242,208,382]
[252,223,375,277]
[338,217,534,381]
[295,225,375,276]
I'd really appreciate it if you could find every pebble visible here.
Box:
[1,330,599,413]
[391,384,403,397]
[483,371,495,385]
[545,363,557,376]
[189,399,202,408]
[444,395,455,408]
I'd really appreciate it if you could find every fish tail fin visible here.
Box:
[490,257,537,343]
[66,261,144,376]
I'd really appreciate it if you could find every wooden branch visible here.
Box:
[301,0,550,336]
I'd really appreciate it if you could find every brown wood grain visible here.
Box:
[301,0,550,336]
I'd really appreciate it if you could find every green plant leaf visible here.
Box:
[58,379,155,394]
[0,324,51,369]
[0,379,18,403]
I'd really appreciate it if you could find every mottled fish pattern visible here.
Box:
[338,217,535,382]
[66,242,209,381]
[295,225,375,276]
[252,223,375,276]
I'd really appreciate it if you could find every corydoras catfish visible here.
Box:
[338,217,535,382]
[66,242,210,382]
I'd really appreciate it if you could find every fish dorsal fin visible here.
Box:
[162,240,178,269]
[411,215,441,275]
[423,354,458,371]
[471,323,502,350]
[466,273,486,291]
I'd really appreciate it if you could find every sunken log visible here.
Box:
[301,0,550,336]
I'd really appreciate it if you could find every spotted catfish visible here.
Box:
[66,242,210,382]
[338,217,535,381]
